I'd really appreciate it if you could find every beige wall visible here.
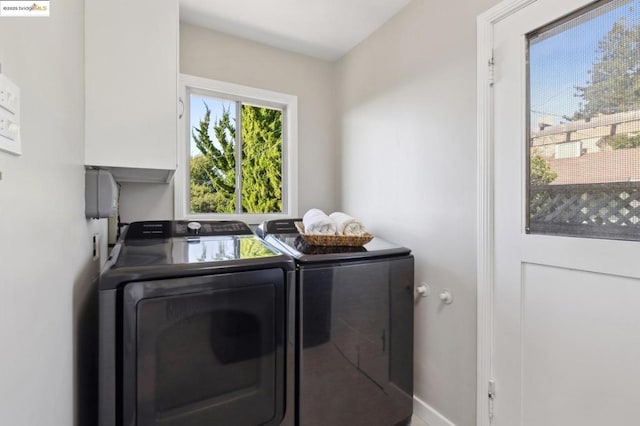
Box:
[0,0,105,424]
[336,0,500,424]
[180,23,340,216]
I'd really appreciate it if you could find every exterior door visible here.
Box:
[486,0,640,425]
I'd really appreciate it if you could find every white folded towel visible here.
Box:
[302,208,337,235]
[329,212,367,236]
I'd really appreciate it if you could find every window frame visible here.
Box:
[176,74,298,223]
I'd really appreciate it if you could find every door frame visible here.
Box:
[476,1,537,425]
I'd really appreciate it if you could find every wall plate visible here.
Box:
[0,73,21,156]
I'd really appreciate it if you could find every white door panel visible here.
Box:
[490,0,640,425]
[522,263,640,425]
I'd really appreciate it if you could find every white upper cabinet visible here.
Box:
[85,0,178,183]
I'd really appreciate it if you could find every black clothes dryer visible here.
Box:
[99,220,295,426]
[256,219,414,426]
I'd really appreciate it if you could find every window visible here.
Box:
[526,0,640,241]
[176,75,298,222]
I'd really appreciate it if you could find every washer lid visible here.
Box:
[116,234,283,268]
[100,221,294,291]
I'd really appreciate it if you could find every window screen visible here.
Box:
[527,0,640,241]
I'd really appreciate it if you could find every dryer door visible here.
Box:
[121,269,285,426]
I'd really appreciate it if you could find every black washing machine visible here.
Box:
[256,219,414,426]
[99,220,295,426]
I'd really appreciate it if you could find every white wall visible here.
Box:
[336,0,500,424]
[0,0,105,424]
[118,23,340,222]
[118,181,175,222]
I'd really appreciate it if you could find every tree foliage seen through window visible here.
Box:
[530,152,557,186]
[573,15,640,151]
[574,17,640,120]
[189,98,283,214]
[241,105,283,213]
[190,103,236,213]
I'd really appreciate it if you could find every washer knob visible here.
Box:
[187,221,202,234]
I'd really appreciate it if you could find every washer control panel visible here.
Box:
[173,221,252,236]
[125,220,252,240]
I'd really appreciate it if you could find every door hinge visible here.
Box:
[488,55,495,87]
[488,379,496,421]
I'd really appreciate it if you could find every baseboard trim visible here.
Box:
[413,396,456,426]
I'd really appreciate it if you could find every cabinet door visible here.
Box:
[85,0,178,173]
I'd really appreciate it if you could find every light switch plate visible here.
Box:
[0,73,19,114]
[0,110,19,141]
[0,73,20,156]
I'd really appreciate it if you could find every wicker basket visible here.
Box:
[294,222,373,247]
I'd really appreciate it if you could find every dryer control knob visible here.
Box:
[187,221,202,234]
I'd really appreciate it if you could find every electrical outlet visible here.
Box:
[92,233,100,260]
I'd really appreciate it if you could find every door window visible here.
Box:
[527,0,640,241]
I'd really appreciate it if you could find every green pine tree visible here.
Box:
[574,17,640,119]
[240,105,283,213]
[189,102,284,214]
[190,103,236,213]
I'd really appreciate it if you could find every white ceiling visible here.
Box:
[179,0,412,61]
